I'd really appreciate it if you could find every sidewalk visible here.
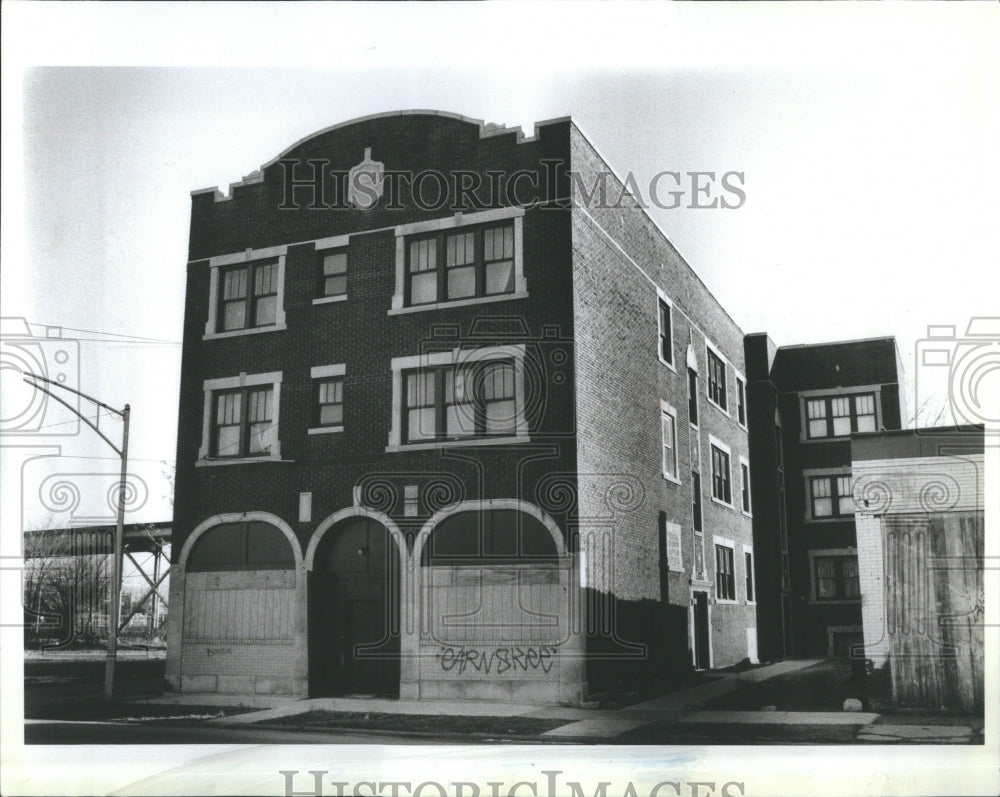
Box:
[143,659,983,743]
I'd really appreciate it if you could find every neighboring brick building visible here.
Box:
[744,335,906,659]
[851,426,984,712]
[165,111,759,703]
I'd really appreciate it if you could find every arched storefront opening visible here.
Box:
[308,517,400,697]
[177,517,301,695]
[416,505,567,685]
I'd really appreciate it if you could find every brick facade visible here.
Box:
[168,111,760,703]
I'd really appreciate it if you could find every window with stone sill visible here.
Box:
[218,260,279,332]
[211,386,276,458]
[406,223,515,307]
[403,359,518,443]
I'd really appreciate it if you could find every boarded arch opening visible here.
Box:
[420,508,559,566]
[180,520,298,694]
[187,521,295,571]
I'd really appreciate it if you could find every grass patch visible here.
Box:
[107,703,257,721]
[265,710,567,737]
[27,699,256,722]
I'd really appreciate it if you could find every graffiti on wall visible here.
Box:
[438,645,559,676]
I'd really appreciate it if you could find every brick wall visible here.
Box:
[568,125,756,670]
[174,115,581,566]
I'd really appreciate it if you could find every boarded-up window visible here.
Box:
[665,521,683,572]
[188,521,294,571]
[422,509,558,565]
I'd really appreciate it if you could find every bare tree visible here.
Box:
[908,395,949,429]
[23,521,113,650]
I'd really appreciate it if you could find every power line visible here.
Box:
[27,408,122,432]
[25,323,182,345]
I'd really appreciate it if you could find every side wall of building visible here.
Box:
[568,126,757,684]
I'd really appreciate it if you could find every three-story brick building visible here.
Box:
[166,111,759,704]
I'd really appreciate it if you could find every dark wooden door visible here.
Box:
[309,518,399,697]
[693,591,710,670]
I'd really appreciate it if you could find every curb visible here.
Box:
[218,720,580,744]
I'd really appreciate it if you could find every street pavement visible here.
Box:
[23,657,985,745]
[175,659,983,744]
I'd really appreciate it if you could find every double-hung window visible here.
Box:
[318,249,348,299]
[660,403,679,481]
[715,543,736,601]
[687,367,699,426]
[404,359,518,443]
[212,386,275,458]
[744,550,755,602]
[740,459,752,514]
[805,393,877,439]
[204,245,287,339]
[707,347,727,411]
[309,365,346,434]
[657,296,673,367]
[218,260,279,332]
[736,377,746,427]
[809,474,854,519]
[815,555,860,600]
[315,377,344,427]
[710,441,732,505]
[199,372,283,463]
[692,472,703,532]
[406,223,516,306]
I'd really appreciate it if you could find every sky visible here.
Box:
[2,5,998,536]
[1,4,998,797]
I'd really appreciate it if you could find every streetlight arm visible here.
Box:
[21,371,131,705]
[22,371,124,417]
[22,377,123,456]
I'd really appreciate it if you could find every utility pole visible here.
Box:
[22,372,130,704]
